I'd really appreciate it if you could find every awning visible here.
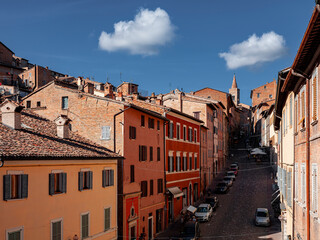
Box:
[167,187,184,198]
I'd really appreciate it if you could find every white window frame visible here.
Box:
[311,67,318,122]
[301,163,306,205]
[81,212,90,240]
[311,163,318,213]
[51,218,63,240]
[6,226,24,240]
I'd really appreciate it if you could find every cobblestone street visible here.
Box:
[199,143,281,240]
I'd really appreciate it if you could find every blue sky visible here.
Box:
[0,0,316,105]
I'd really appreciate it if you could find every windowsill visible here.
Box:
[300,128,306,132]
[311,120,318,126]
[5,198,26,202]
[310,210,318,219]
[51,192,66,196]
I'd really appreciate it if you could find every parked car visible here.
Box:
[225,171,236,181]
[195,203,213,222]
[215,182,229,194]
[177,220,201,240]
[222,176,233,187]
[255,208,271,227]
[230,163,239,170]
[229,168,238,176]
[205,196,219,210]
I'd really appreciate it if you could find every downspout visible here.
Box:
[199,125,202,197]
[163,113,169,229]
[306,79,311,240]
[113,106,131,153]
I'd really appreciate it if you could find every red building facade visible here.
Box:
[164,110,201,223]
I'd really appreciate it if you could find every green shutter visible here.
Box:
[78,172,84,191]
[52,221,61,240]
[21,174,28,199]
[105,208,111,231]
[82,214,89,238]
[110,170,114,186]
[8,231,21,240]
[3,175,11,200]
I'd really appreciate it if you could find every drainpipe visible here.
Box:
[113,106,131,153]
[199,125,202,198]
[306,79,310,240]
[163,113,169,229]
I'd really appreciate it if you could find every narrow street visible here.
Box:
[200,142,281,240]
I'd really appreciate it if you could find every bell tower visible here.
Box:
[229,74,240,105]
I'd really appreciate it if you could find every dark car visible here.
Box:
[205,196,219,210]
[175,221,200,240]
[215,182,229,194]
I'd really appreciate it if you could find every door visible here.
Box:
[130,225,136,240]
[148,216,153,240]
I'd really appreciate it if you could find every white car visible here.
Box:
[230,163,239,170]
[226,171,236,181]
[255,208,271,226]
[195,203,213,222]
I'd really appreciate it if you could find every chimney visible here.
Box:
[0,100,24,130]
[54,115,71,139]
[116,91,123,101]
[84,82,94,94]
[156,94,163,105]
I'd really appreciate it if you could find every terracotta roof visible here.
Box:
[0,109,120,160]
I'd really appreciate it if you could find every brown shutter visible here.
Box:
[110,170,114,186]
[313,77,317,120]
[61,173,67,193]
[21,174,28,199]
[49,173,55,195]
[102,170,106,187]
[78,172,84,191]
[89,171,93,189]
[3,175,11,200]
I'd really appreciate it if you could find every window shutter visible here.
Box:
[61,173,67,193]
[102,170,106,187]
[150,180,154,195]
[313,77,317,120]
[17,175,22,199]
[3,175,11,200]
[110,170,114,186]
[144,146,147,161]
[105,208,111,231]
[49,173,55,195]
[102,126,111,140]
[295,164,298,200]
[79,172,84,191]
[89,171,93,189]
[21,174,28,199]
[287,171,292,207]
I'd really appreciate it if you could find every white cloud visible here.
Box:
[219,31,286,69]
[99,8,175,56]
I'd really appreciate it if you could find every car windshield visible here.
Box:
[256,211,268,217]
[197,207,208,212]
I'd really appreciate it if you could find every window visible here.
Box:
[183,156,187,171]
[290,95,293,127]
[300,87,306,128]
[101,126,111,140]
[189,156,192,170]
[157,147,160,161]
[150,146,153,161]
[130,165,135,183]
[26,101,31,108]
[51,220,62,240]
[157,179,163,193]
[312,68,318,121]
[193,183,198,202]
[269,94,272,99]
[148,118,155,129]
[37,101,41,107]
[188,128,193,142]
[141,181,148,197]
[150,180,154,196]
[3,174,28,200]
[295,164,299,201]
[168,156,174,172]
[312,163,318,212]
[194,155,198,169]
[49,172,67,195]
[104,208,111,231]
[301,163,306,204]
[139,145,147,161]
[176,124,180,140]
[157,120,160,130]
[168,122,174,139]
[102,169,114,187]
[141,115,145,127]
[61,96,68,109]
[193,112,200,119]
[257,93,260,98]
[129,126,136,139]
[183,126,186,141]
[176,156,181,172]
[81,213,89,239]
[7,227,23,240]
[78,171,93,191]
[194,129,197,143]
